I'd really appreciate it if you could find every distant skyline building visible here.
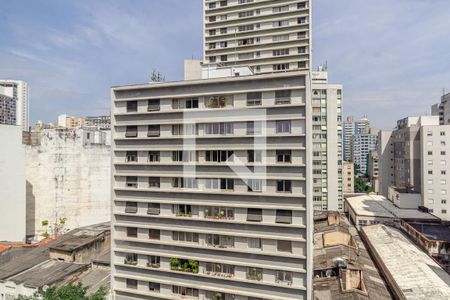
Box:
[203,0,311,74]
[343,116,355,162]
[57,114,111,130]
[431,91,450,125]
[0,94,16,125]
[0,80,29,130]
[351,132,377,176]
[311,67,343,211]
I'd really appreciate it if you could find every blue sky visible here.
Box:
[0,0,449,129]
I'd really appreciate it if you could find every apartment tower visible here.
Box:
[204,0,311,74]
[0,80,29,131]
[112,1,313,299]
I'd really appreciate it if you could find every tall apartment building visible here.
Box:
[379,116,450,220]
[342,116,355,162]
[204,0,311,74]
[0,94,16,125]
[311,68,343,211]
[431,92,450,125]
[0,80,29,130]
[351,132,377,176]
[111,70,312,300]
[355,116,370,134]
[342,161,354,194]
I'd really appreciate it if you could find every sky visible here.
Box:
[0,0,449,129]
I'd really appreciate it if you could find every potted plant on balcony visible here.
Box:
[219,96,226,107]
[169,258,179,271]
[189,260,199,273]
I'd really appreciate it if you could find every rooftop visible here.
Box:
[408,222,450,242]
[313,212,391,300]
[49,222,109,252]
[361,224,450,300]
[345,194,438,220]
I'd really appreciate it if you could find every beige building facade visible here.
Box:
[342,161,354,194]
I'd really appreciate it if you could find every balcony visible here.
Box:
[169,258,199,274]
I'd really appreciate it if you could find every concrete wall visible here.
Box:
[0,125,26,242]
[25,128,111,240]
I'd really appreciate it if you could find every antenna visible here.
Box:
[150,69,165,83]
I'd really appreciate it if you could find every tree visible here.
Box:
[16,283,107,300]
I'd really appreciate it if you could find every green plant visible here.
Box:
[16,283,107,300]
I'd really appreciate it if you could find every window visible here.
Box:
[124,253,137,265]
[275,90,291,104]
[220,41,228,47]
[173,204,193,217]
[276,120,291,133]
[276,210,292,224]
[298,46,307,54]
[126,176,138,188]
[172,177,198,189]
[149,282,160,292]
[172,286,199,297]
[172,124,197,136]
[442,209,447,214]
[204,207,234,219]
[441,151,446,155]
[205,150,234,162]
[247,267,263,281]
[276,271,293,285]
[273,49,290,56]
[147,99,160,111]
[125,202,138,214]
[127,101,138,112]
[148,151,160,162]
[247,179,262,192]
[172,231,199,243]
[239,24,254,32]
[298,31,307,39]
[440,131,446,136]
[208,2,216,9]
[298,17,307,24]
[220,0,227,7]
[205,264,235,280]
[209,56,216,62]
[248,150,262,163]
[428,151,433,155]
[247,92,262,106]
[247,208,262,222]
[247,121,262,135]
[206,234,234,248]
[148,177,160,188]
[277,240,292,253]
[238,38,254,46]
[273,63,290,71]
[277,180,292,193]
[125,126,138,138]
[172,98,199,109]
[221,55,228,61]
[273,34,290,42]
[298,2,306,8]
[148,255,160,268]
[206,96,228,108]
[239,10,254,18]
[149,229,160,240]
[442,170,447,175]
[277,150,292,163]
[147,125,160,137]
[248,238,262,249]
[127,227,138,238]
[273,20,289,27]
[273,5,289,13]
[172,151,197,162]
[205,123,233,135]
[148,203,160,215]
[126,151,138,162]
[442,199,447,204]
[126,279,138,289]
[209,16,216,22]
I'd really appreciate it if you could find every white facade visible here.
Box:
[0,125,26,241]
[420,124,450,220]
[351,133,377,176]
[0,80,29,130]
[342,116,355,162]
[203,0,311,74]
[24,128,111,240]
[311,69,343,211]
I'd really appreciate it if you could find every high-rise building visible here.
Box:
[0,80,29,130]
[342,161,354,194]
[203,0,311,74]
[111,70,312,299]
[0,94,16,125]
[351,132,377,176]
[355,116,370,134]
[342,116,355,162]
[311,68,343,211]
[379,116,450,220]
[431,92,450,125]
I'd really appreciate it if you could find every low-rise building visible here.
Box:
[368,150,379,193]
[0,223,110,299]
[58,114,111,130]
[313,212,391,300]
[361,224,450,300]
[387,186,422,209]
[342,161,354,194]
[344,194,438,230]
[400,220,450,273]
